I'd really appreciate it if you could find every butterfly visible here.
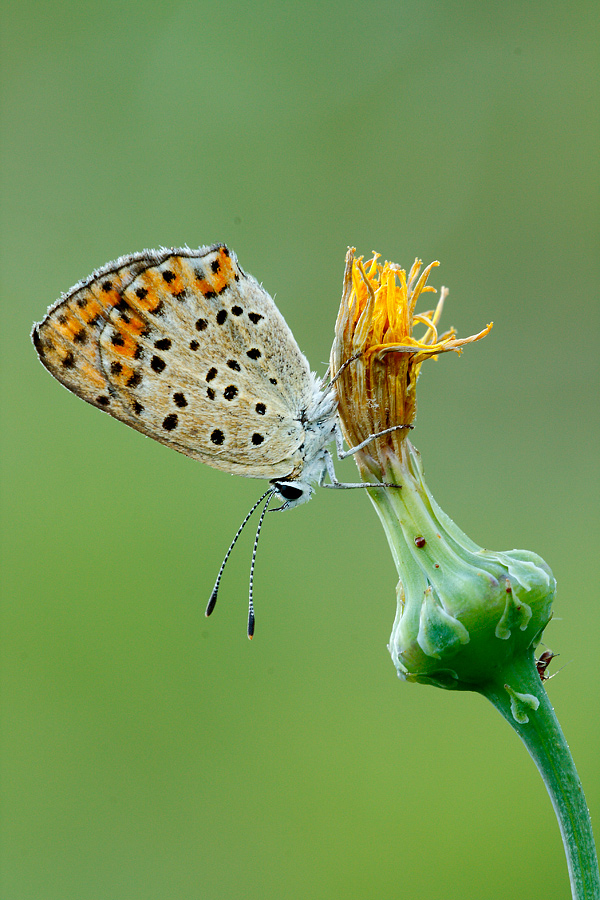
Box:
[32,243,404,634]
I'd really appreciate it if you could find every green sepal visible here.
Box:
[417,587,470,659]
[504,683,540,724]
[495,581,533,640]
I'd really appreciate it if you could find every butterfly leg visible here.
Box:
[319,450,400,491]
[334,422,413,460]
[324,352,363,389]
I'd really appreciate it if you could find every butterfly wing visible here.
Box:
[33,244,317,479]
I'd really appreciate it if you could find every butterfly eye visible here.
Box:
[273,482,305,502]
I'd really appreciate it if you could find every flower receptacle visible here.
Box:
[375,444,556,691]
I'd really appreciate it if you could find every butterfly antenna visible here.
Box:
[247,489,276,639]
[206,488,273,619]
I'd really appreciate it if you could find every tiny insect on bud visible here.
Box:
[536,649,557,681]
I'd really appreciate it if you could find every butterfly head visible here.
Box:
[271,479,314,510]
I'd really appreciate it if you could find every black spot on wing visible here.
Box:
[127,370,142,388]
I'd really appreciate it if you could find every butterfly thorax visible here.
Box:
[270,378,338,508]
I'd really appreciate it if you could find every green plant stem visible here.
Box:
[479,651,599,900]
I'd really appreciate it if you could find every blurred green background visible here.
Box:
[2,1,598,898]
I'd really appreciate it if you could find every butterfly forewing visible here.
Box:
[33,244,315,479]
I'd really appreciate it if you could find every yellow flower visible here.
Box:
[330,248,492,477]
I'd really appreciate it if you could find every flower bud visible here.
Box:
[383,444,555,689]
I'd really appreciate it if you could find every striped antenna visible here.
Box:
[206,488,273,619]
[247,490,276,639]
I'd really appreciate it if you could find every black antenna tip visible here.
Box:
[205,588,218,618]
[247,611,255,640]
